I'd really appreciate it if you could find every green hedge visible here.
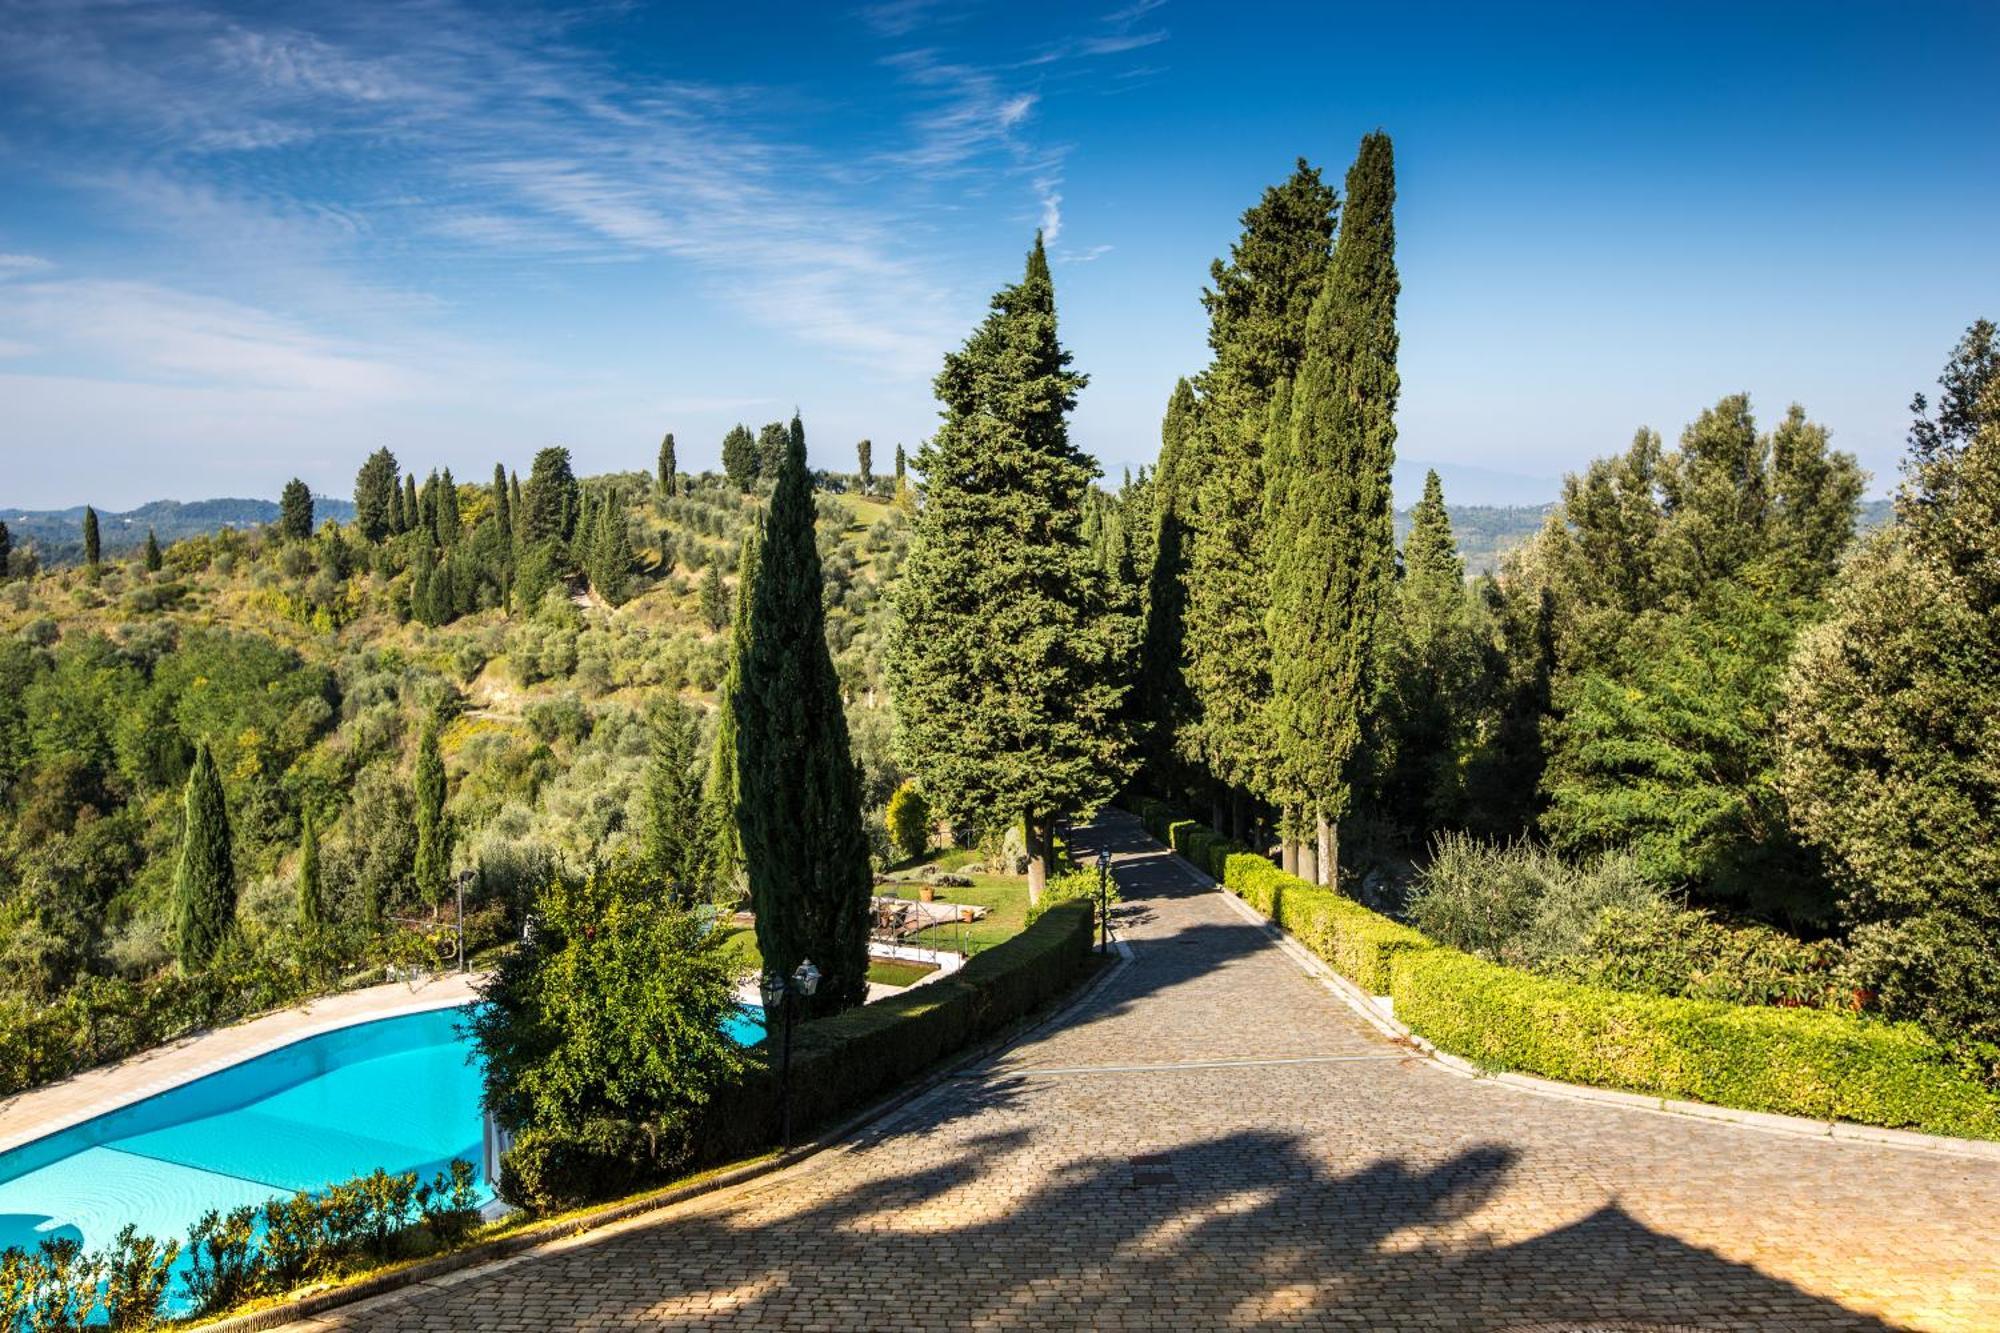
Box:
[1124,797,2000,1140]
[694,899,1096,1163]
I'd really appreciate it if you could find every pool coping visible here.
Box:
[0,973,486,1159]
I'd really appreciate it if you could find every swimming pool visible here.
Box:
[0,1001,768,1268]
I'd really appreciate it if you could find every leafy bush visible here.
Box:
[1406,833,1661,969]
[885,780,930,862]
[1561,899,1847,1009]
[1026,868,1118,925]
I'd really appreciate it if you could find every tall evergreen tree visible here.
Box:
[173,741,235,968]
[509,471,523,535]
[737,415,872,1017]
[1267,132,1399,885]
[894,443,907,483]
[702,532,759,891]
[297,809,323,929]
[434,467,461,547]
[643,698,709,904]
[755,421,789,481]
[721,424,758,491]
[589,488,633,605]
[1182,160,1337,840]
[699,560,727,631]
[1139,378,1199,788]
[410,541,438,626]
[413,716,450,907]
[857,438,873,492]
[143,527,162,572]
[403,473,420,537]
[521,448,578,545]
[0,520,11,579]
[279,478,314,540]
[82,505,100,570]
[658,432,678,498]
[890,236,1134,902]
[355,448,399,542]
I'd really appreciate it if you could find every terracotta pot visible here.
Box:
[919,885,935,903]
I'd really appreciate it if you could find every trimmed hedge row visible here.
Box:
[695,899,1097,1164]
[1124,797,2000,1140]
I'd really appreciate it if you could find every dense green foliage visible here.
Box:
[890,236,1134,900]
[642,697,710,904]
[885,779,930,862]
[475,862,742,1210]
[738,416,873,1017]
[171,742,235,968]
[279,478,314,541]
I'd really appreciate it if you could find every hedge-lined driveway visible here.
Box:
[296,810,2000,1332]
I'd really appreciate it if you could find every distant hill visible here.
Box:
[3,497,356,566]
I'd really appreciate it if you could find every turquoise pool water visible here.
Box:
[0,1001,767,1269]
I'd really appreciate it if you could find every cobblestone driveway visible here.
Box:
[294,812,2000,1332]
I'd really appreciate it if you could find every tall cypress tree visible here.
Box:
[1141,377,1198,793]
[355,448,399,542]
[1182,161,1337,841]
[857,438,873,491]
[703,532,759,892]
[894,443,907,483]
[521,448,578,545]
[297,809,324,929]
[173,741,235,968]
[658,433,678,498]
[737,414,872,1017]
[82,505,101,570]
[0,520,11,580]
[143,528,163,572]
[890,235,1134,902]
[699,560,727,631]
[722,424,757,491]
[279,478,314,540]
[643,698,709,904]
[434,468,461,547]
[413,716,450,907]
[1267,132,1399,885]
[755,422,789,482]
[403,474,421,536]
[509,471,523,535]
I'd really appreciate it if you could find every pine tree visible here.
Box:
[658,433,678,498]
[722,424,757,491]
[857,439,873,492]
[755,422,789,481]
[355,448,399,542]
[413,716,450,907]
[890,235,1134,903]
[143,527,163,572]
[173,741,235,968]
[0,520,11,580]
[1267,132,1399,885]
[703,533,759,890]
[434,467,461,547]
[297,809,323,929]
[643,698,709,904]
[737,414,872,1016]
[82,505,100,571]
[1181,160,1337,842]
[522,447,578,545]
[699,559,727,631]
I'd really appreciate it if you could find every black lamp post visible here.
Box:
[760,958,820,1149]
[1095,847,1112,954]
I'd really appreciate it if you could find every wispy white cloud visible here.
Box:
[0,254,55,278]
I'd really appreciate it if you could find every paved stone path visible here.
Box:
[293,813,2000,1332]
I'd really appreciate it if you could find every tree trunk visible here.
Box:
[1280,809,1298,875]
[1316,812,1336,888]
[1025,811,1047,906]
[1298,841,1317,885]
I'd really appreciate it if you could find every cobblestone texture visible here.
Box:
[290,812,2000,1332]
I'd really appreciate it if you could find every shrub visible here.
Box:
[183,1206,262,1317]
[416,1159,482,1247]
[101,1226,177,1331]
[1407,834,1663,970]
[1221,852,1433,994]
[1027,868,1118,925]
[885,781,930,862]
[1392,946,2000,1139]
[1563,899,1847,1009]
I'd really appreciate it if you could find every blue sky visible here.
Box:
[1,0,1996,509]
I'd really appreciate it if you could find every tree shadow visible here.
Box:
[312,1126,1899,1331]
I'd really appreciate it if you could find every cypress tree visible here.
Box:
[509,471,523,535]
[1181,160,1337,842]
[173,741,235,968]
[857,439,873,492]
[737,415,872,1017]
[413,716,450,907]
[355,448,399,542]
[722,424,757,491]
[1140,378,1199,789]
[411,541,437,626]
[890,235,1134,903]
[403,474,420,536]
[82,505,100,570]
[0,520,10,579]
[144,528,163,572]
[434,467,461,547]
[1267,132,1399,885]
[699,559,727,631]
[703,532,759,890]
[279,478,314,540]
[298,809,323,929]
[658,432,677,498]
[894,443,907,483]
[643,698,709,904]
[755,422,789,482]
[590,488,633,605]
[389,474,407,534]
[521,448,578,545]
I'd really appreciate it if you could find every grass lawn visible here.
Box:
[875,873,1029,956]
[865,959,938,988]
